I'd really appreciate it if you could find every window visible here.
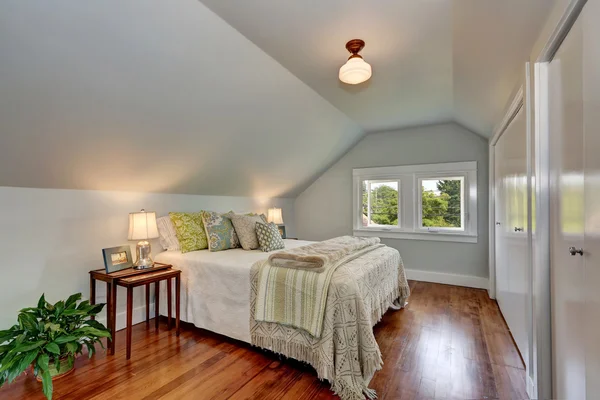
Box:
[362,181,399,227]
[419,177,464,231]
[353,162,478,243]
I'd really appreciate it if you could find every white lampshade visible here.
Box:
[339,57,372,85]
[128,209,159,241]
[267,207,284,225]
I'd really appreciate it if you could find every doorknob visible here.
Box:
[514,227,524,232]
[496,222,501,226]
[569,247,584,256]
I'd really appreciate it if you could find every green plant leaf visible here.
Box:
[53,335,77,344]
[17,313,38,332]
[54,354,61,374]
[44,342,60,355]
[65,342,77,353]
[61,309,87,317]
[64,293,81,309]
[74,327,111,338]
[85,342,95,359]
[76,300,90,311]
[53,301,65,318]
[87,304,105,316]
[10,350,39,383]
[37,294,46,310]
[37,353,49,371]
[41,368,53,400]
[11,340,46,354]
[44,323,61,333]
[83,320,109,331]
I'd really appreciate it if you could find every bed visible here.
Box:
[154,237,409,400]
[155,239,314,342]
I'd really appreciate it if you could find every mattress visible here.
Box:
[154,239,314,343]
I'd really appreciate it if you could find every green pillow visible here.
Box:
[169,212,208,253]
[201,211,240,252]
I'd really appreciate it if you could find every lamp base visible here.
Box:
[133,240,155,270]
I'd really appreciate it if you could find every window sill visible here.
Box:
[353,229,478,243]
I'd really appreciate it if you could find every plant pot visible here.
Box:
[31,356,75,382]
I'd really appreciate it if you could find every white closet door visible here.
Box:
[549,16,586,400]
[495,107,529,369]
[583,0,600,397]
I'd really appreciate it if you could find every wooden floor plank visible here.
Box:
[0,281,527,400]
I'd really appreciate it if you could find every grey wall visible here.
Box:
[0,0,363,198]
[294,123,489,278]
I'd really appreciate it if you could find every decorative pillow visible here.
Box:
[255,222,285,252]
[156,216,180,251]
[230,213,268,250]
[201,211,240,252]
[169,212,208,253]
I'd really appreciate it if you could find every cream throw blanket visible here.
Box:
[267,236,382,272]
[255,236,383,337]
[250,238,410,400]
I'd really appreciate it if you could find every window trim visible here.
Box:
[352,161,478,243]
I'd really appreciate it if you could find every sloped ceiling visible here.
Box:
[0,0,555,197]
[0,0,363,198]
[200,0,555,136]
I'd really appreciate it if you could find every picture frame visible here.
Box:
[278,225,287,239]
[102,245,133,273]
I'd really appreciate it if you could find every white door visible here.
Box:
[495,107,530,370]
[582,0,600,397]
[548,15,586,400]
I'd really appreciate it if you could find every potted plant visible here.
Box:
[0,293,111,400]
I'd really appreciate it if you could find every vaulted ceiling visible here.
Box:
[0,0,555,197]
[200,0,555,135]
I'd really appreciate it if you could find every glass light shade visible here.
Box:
[267,207,284,225]
[339,57,372,85]
[128,210,159,240]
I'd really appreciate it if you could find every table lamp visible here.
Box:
[267,207,284,225]
[128,209,159,269]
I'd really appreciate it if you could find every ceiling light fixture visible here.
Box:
[339,39,372,85]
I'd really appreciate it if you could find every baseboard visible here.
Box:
[405,269,489,290]
[96,303,155,332]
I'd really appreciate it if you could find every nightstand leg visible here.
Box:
[90,277,96,321]
[105,282,112,352]
[145,283,150,323]
[175,274,180,337]
[155,281,160,331]
[167,278,172,330]
[126,286,133,360]
[110,281,117,355]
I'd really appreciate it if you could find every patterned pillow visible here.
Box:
[256,222,285,252]
[169,212,208,253]
[230,213,267,250]
[156,216,180,251]
[201,211,240,252]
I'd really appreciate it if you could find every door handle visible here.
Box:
[569,247,583,256]
[569,247,584,256]
[496,222,501,226]
[514,227,524,232]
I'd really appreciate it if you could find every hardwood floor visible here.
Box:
[0,281,528,400]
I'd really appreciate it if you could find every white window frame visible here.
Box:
[353,161,478,243]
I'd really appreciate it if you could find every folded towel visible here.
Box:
[268,236,381,273]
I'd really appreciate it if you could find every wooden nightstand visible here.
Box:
[89,263,181,359]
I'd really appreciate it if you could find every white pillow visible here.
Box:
[157,215,180,251]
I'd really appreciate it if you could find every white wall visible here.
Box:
[0,186,294,329]
[294,123,489,282]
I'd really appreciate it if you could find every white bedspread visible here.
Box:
[154,239,313,343]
